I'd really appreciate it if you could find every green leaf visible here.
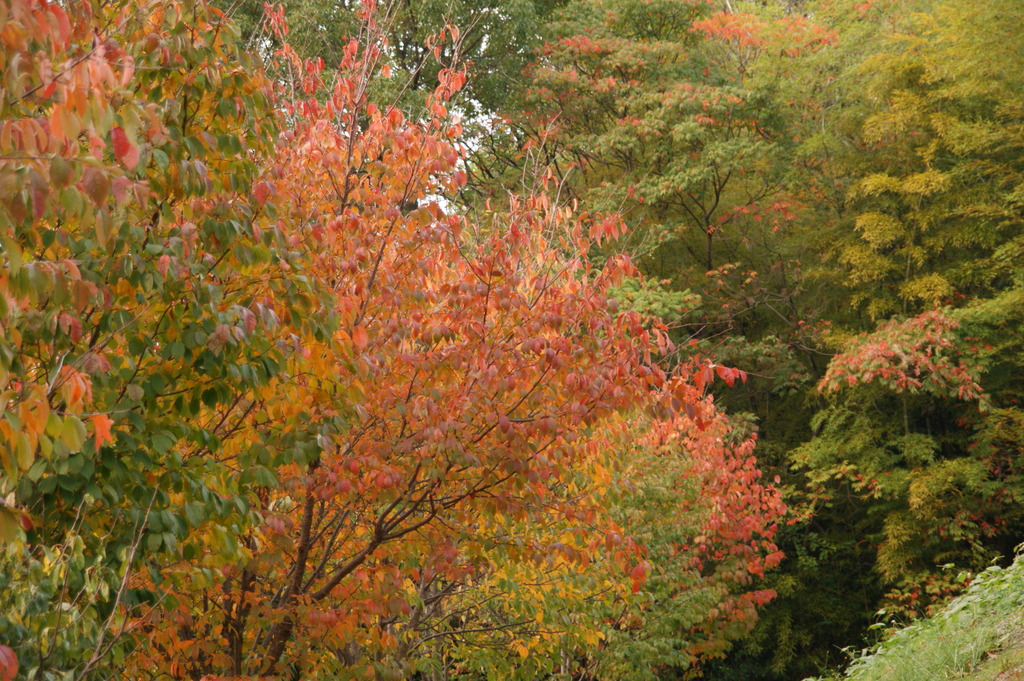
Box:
[2,235,22,274]
[152,149,170,170]
[183,502,204,528]
[61,417,85,452]
[27,456,47,482]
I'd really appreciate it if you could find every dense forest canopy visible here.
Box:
[0,0,1021,680]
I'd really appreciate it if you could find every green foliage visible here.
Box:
[216,0,559,116]
[831,0,1024,319]
[693,0,1024,677]
[586,412,785,680]
[498,0,796,282]
[609,277,701,326]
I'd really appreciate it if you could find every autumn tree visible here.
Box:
[353,400,784,681]
[128,5,795,674]
[573,406,783,681]
[0,0,331,679]
[794,313,992,593]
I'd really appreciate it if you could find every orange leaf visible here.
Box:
[90,414,115,447]
[81,167,110,206]
[352,325,369,350]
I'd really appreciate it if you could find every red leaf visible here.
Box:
[111,176,132,203]
[111,126,139,169]
[0,645,17,681]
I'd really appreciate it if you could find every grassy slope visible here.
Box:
[816,555,1024,681]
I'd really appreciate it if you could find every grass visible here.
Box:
[813,553,1024,681]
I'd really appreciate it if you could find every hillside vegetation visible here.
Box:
[821,553,1024,681]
